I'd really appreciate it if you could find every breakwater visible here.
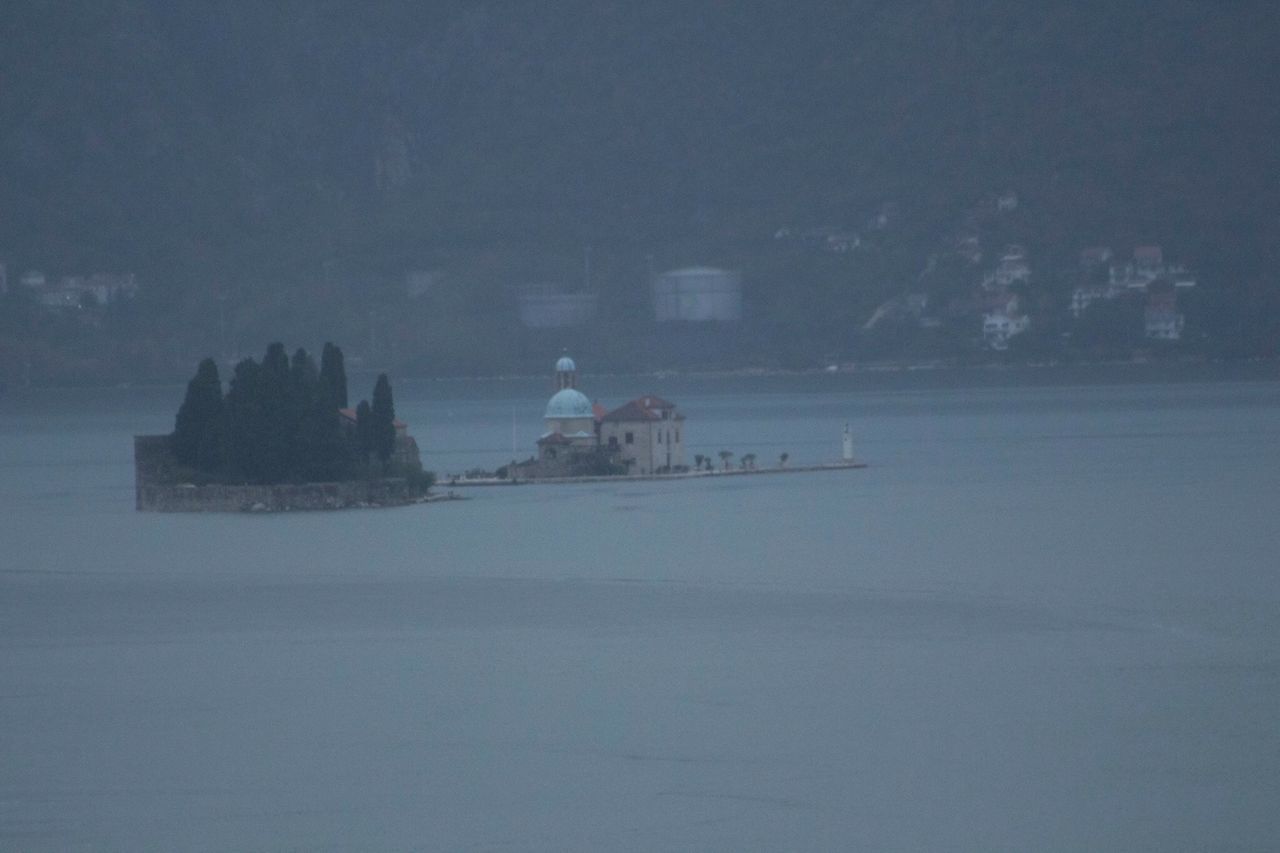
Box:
[443,461,867,487]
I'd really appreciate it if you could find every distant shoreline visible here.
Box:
[5,355,1277,393]
[385,355,1280,389]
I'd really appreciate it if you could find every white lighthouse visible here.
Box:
[842,423,854,462]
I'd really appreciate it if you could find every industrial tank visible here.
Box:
[652,267,742,323]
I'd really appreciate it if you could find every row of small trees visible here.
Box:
[172,342,400,484]
[692,451,788,471]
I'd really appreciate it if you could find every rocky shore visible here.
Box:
[134,434,457,512]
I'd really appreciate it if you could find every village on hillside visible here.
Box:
[0,190,1214,386]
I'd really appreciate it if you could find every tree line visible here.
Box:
[172,342,405,484]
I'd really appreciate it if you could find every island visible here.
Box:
[446,354,865,486]
[134,343,436,511]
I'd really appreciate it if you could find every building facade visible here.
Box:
[598,395,686,475]
[541,356,596,440]
[515,356,688,478]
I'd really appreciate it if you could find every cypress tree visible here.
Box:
[175,342,367,484]
[355,399,374,465]
[257,343,291,482]
[225,357,265,480]
[287,348,320,480]
[370,373,397,465]
[262,342,290,377]
[290,347,318,387]
[173,358,224,471]
[319,342,348,410]
[305,396,351,481]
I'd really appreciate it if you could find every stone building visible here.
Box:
[514,355,687,478]
[599,395,686,475]
[516,356,611,477]
[541,356,596,441]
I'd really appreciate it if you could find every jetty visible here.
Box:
[443,460,867,488]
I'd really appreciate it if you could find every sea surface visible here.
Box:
[2,366,1279,851]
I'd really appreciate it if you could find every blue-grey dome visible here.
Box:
[545,388,592,419]
[555,355,576,373]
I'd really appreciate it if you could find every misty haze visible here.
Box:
[2,3,1279,851]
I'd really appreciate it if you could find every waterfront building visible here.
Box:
[516,355,687,478]
[1144,290,1185,341]
[599,395,686,475]
[537,355,598,458]
[983,294,1031,350]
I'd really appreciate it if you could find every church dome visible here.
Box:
[545,388,592,419]
[555,355,576,373]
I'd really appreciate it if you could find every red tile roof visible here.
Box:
[338,407,407,429]
[600,395,682,422]
[601,400,657,421]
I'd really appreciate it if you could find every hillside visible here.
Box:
[2,1,1278,380]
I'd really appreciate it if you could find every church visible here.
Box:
[518,355,686,478]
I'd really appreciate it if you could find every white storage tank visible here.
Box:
[652,267,742,323]
[516,284,598,329]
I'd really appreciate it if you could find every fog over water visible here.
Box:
[3,370,1279,850]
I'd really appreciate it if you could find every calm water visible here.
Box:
[2,369,1279,850]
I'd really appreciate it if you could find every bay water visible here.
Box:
[2,367,1278,850]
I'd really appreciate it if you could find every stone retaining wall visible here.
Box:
[137,478,417,512]
[445,460,866,487]
[134,434,419,512]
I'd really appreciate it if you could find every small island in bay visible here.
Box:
[446,353,865,486]
[135,343,436,512]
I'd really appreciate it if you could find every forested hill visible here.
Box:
[2,2,1278,376]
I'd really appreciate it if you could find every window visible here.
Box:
[608,436,619,449]
[675,430,680,443]
[625,432,634,445]
[657,430,662,444]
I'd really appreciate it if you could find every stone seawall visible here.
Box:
[137,478,418,512]
[445,461,867,487]
[134,434,420,512]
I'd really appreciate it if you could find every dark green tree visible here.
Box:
[225,357,266,481]
[172,343,397,484]
[319,342,348,410]
[172,357,225,471]
[355,399,374,465]
[1075,296,1144,354]
[286,348,320,480]
[292,347,351,481]
[370,373,397,465]
[256,343,292,482]
[290,347,318,387]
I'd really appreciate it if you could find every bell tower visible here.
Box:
[555,354,577,390]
